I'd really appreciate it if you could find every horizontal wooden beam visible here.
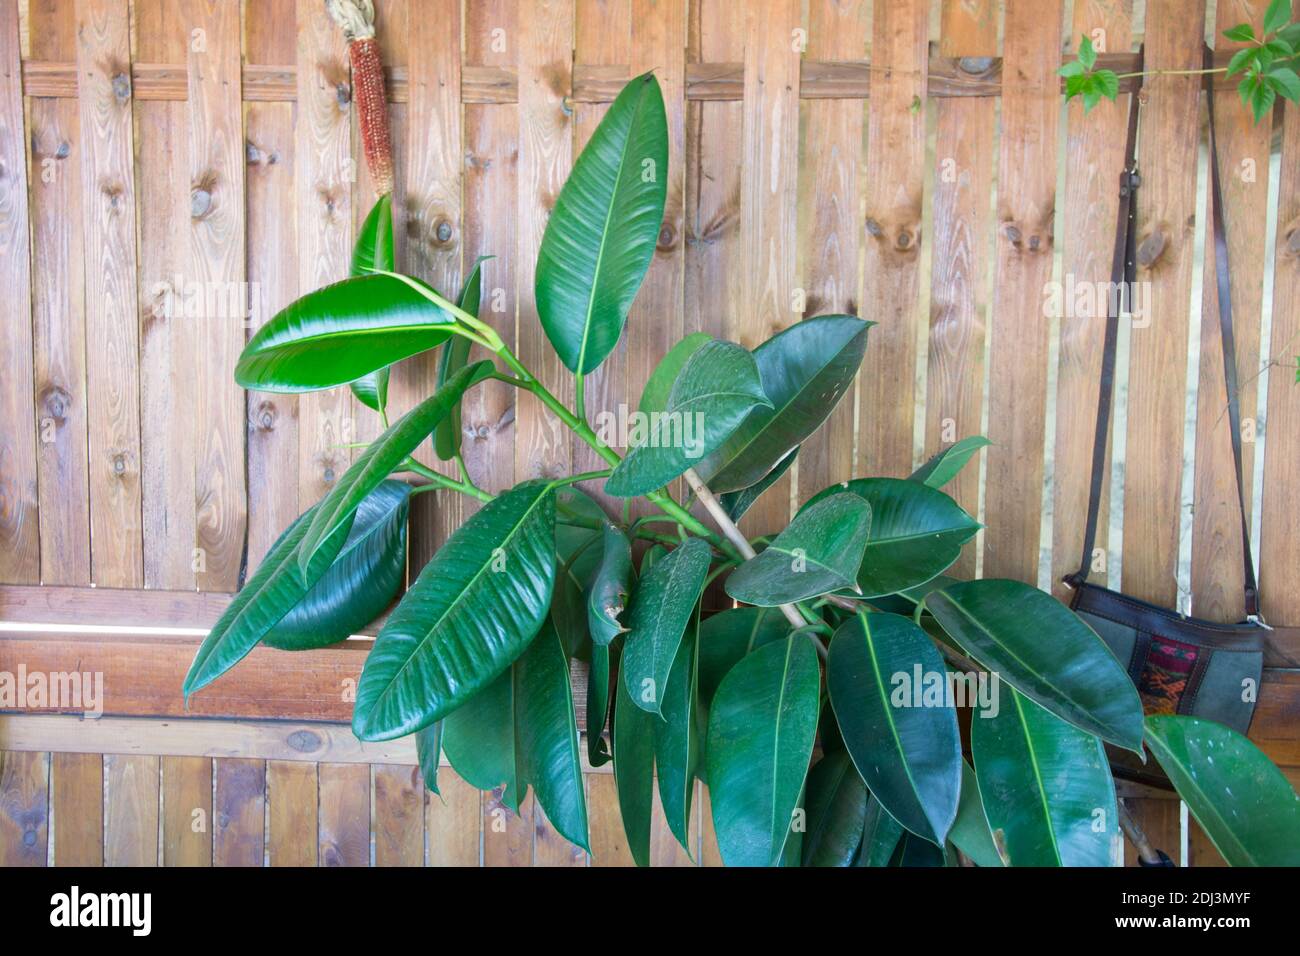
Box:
[19,50,1240,104]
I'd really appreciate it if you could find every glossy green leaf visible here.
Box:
[513,620,589,851]
[801,752,868,867]
[434,258,488,461]
[922,578,1144,752]
[551,488,607,659]
[622,537,711,715]
[972,688,1118,866]
[853,796,904,867]
[718,446,797,522]
[697,606,789,712]
[706,636,820,867]
[613,646,655,867]
[891,831,949,867]
[298,361,493,576]
[695,315,871,493]
[1145,715,1300,866]
[948,757,1004,867]
[605,341,771,497]
[183,502,355,697]
[265,480,409,649]
[805,477,979,597]
[908,435,990,489]
[586,523,632,646]
[655,615,702,855]
[638,332,712,414]
[348,195,396,412]
[586,642,613,767]
[442,668,523,811]
[535,72,668,374]
[352,480,557,740]
[726,492,871,606]
[827,611,961,846]
[416,721,443,795]
[236,273,459,392]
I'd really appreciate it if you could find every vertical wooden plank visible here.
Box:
[245,0,300,570]
[1119,0,1205,606]
[426,768,481,866]
[0,0,39,584]
[483,787,533,867]
[401,0,462,569]
[461,0,519,500]
[587,772,634,866]
[858,0,928,481]
[161,755,212,866]
[51,752,102,866]
[136,0,196,590]
[514,0,574,489]
[572,0,630,512]
[318,762,369,866]
[104,754,159,867]
[75,0,143,588]
[182,0,247,591]
[798,0,867,503]
[374,763,424,866]
[28,0,90,586]
[925,0,996,576]
[295,0,355,510]
[685,0,744,346]
[1190,0,1272,622]
[0,751,48,866]
[981,0,1063,582]
[1260,84,1300,636]
[737,0,801,535]
[534,796,587,866]
[1049,0,1133,600]
[213,757,266,867]
[267,759,317,866]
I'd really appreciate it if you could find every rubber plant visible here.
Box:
[183,14,1300,866]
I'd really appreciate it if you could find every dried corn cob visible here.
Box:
[325,0,394,196]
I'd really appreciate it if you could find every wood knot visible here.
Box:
[101,181,125,213]
[253,401,277,432]
[111,453,127,476]
[40,385,72,423]
[865,217,883,238]
[1004,223,1022,245]
[286,729,322,753]
[657,223,677,250]
[957,56,996,76]
[323,466,336,483]
[54,140,70,160]
[434,218,454,244]
[191,187,213,219]
[111,71,131,103]
[336,81,352,108]
[1136,228,1167,269]
[1285,225,1300,258]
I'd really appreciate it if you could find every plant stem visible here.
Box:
[549,469,613,489]
[681,466,806,630]
[574,370,586,424]
[1113,67,1225,79]
[400,457,494,503]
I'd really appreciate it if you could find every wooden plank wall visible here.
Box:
[2,0,1299,866]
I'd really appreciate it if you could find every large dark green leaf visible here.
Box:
[612,646,655,867]
[922,578,1144,752]
[416,721,443,795]
[265,480,409,649]
[908,435,990,489]
[586,642,613,767]
[352,481,557,740]
[827,611,962,846]
[726,492,871,606]
[513,620,589,851]
[948,757,1004,867]
[655,615,703,855]
[805,477,979,597]
[972,688,1118,866]
[853,795,904,866]
[551,488,607,657]
[535,72,668,374]
[298,360,493,575]
[1145,715,1300,866]
[695,315,871,493]
[718,446,797,522]
[587,523,632,646]
[637,332,711,414]
[183,503,355,697]
[622,537,711,715]
[697,606,789,712]
[801,751,869,867]
[349,195,396,413]
[442,668,523,811]
[236,273,459,392]
[434,258,488,461]
[605,341,771,497]
[706,636,821,867]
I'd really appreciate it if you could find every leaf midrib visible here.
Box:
[1012,691,1064,865]
[1145,727,1256,865]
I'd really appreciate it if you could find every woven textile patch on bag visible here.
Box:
[1136,635,1199,716]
